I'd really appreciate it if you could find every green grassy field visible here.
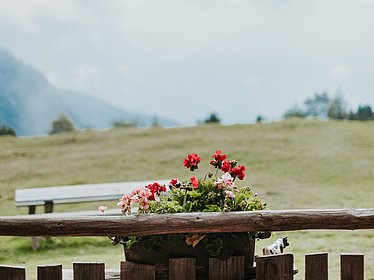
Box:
[0,119,373,279]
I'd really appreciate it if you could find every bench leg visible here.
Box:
[44,201,54,242]
[28,206,40,251]
[44,201,54,214]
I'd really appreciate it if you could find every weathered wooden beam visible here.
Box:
[0,209,373,237]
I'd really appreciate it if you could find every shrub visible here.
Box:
[112,119,137,128]
[49,114,75,135]
[0,125,16,137]
[204,113,221,124]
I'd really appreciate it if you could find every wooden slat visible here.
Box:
[37,264,62,280]
[305,253,328,280]
[169,258,196,280]
[256,253,294,280]
[340,253,364,280]
[15,180,169,207]
[73,262,105,280]
[120,261,155,280]
[1,209,374,237]
[0,265,26,280]
[209,256,245,280]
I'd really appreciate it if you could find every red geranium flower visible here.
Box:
[213,150,227,162]
[146,182,167,200]
[221,161,232,172]
[169,179,180,189]
[183,153,201,171]
[190,177,199,189]
[230,165,246,180]
[210,150,227,168]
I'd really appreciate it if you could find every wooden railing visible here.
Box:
[0,208,373,280]
[0,208,373,236]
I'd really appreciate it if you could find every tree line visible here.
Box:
[284,92,373,121]
[1,94,372,137]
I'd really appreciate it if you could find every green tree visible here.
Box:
[256,115,264,123]
[304,92,330,118]
[49,114,75,135]
[328,94,348,120]
[0,125,16,137]
[204,113,221,124]
[354,105,373,121]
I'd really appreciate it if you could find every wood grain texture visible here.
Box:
[0,265,26,280]
[0,209,373,236]
[340,254,364,280]
[256,254,294,280]
[73,262,105,280]
[37,264,62,280]
[209,256,245,280]
[169,258,196,280]
[305,253,328,280]
[121,261,155,280]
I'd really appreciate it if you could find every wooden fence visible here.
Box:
[0,252,365,280]
[0,208,373,279]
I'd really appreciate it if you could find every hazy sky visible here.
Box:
[0,0,373,124]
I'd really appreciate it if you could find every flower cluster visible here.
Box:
[117,182,167,214]
[111,150,269,258]
[211,150,246,180]
[116,150,265,215]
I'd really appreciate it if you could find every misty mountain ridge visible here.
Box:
[0,48,175,136]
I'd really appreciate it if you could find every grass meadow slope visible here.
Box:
[0,119,373,279]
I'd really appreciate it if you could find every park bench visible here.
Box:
[15,179,169,249]
[15,179,170,216]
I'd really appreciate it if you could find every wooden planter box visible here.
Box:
[123,235,256,280]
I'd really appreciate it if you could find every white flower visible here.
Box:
[224,190,235,198]
[98,205,107,214]
[216,172,235,188]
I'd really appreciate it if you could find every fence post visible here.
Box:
[340,253,364,280]
[121,261,155,280]
[256,253,294,280]
[37,264,62,280]
[305,252,328,280]
[169,258,196,280]
[0,265,26,280]
[209,256,246,280]
[73,262,105,280]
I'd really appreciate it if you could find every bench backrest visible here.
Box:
[15,180,170,207]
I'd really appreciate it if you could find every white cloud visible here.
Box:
[245,75,261,86]
[329,65,353,78]
[0,0,80,33]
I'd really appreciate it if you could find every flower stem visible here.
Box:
[183,189,187,208]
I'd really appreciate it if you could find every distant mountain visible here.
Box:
[0,48,175,136]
